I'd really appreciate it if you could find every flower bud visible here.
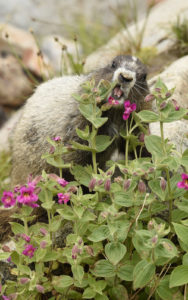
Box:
[123,179,131,191]
[165,92,171,98]
[20,277,30,284]
[114,176,123,184]
[101,211,108,218]
[72,245,79,259]
[139,132,145,143]
[162,241,173,251]
[36,284,45,294]
[155,88,161,93]
[171,99,180,111]
[88,178,97,191]
[144,94,155,102]
[40,228,48,236]
[2,245,11,252]
[97,179,103,186]
[85,245,94,256]
[160,177,166,191]
[107,170,113,176]
[78,238,83,245]
[104,179,111,191]
[151,235,158,245]
[148,167,155,173]
[40,241,47,249]
[148,220,154,230]
[138,180,146,193]
[67,185,78,193]
[160,101,167,110]
[122,168,128,174]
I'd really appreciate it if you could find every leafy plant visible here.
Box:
[0,78,188,300]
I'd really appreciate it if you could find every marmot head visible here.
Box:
[95,55,148,110]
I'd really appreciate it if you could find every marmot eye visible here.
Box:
[111,61,117,68]
[141,73,147,81]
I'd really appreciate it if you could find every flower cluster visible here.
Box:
[17,186,39,208]
[57,193,70,204]
[22,244,37,258]
[123,100,136,120]
[1,191,16,208]
[108,96,119,106]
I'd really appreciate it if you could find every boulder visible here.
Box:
[84,0,188,72]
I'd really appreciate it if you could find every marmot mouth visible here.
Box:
[112,84,124,100]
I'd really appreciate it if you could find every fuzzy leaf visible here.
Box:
[96,135,114,152]
[93,260,116,277]
[52,275,73,290]
[117,264,134,281]
[72,265,84,284]
[88,225,110,242]
[133,260,155,289]
[144,135,163,157]
[137,110,159,122]
[170,265,188,287]
[114,191,133,207]
[105,242,126,265]
[173,222,188,247]
[83,287,96,299]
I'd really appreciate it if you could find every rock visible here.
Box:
[148,56,188,153]
[0,109,23,152]
[84,0,188,72]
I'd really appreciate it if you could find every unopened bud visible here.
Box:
[40,228,48,236]
[139,132,145,143]
[78,238,83,245]
[160,101,167,110]
[2,245,11,252]
[144,94,155,102]
[148,167,155,173]
[96,96,101,104]
[85,246,94,256]
[20,278,30,284]
[165,92,171,98]
[107,170,113,176]
[171,99,180,111]
[40,241,47,249]
[122,168,128,174]
[162,241,173,251]
[36,284,45,294]
[97,179,103,186]
[138,180,146,193]
[104,179,111,191]
[101,211,108,218]
[88,178,97,191]
[160,177,166,191]
[72,245,79,259]
[151,235,158,245]
[123,179,131,191]
[148,220,154,230]
[155,88,161,93]
[68,185,78,193]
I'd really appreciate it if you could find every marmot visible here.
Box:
[11,55,149,186]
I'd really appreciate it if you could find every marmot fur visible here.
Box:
[11,55,149,187]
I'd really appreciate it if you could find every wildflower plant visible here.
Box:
[0,78,188,300]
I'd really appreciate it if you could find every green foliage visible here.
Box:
[171,17,188,56]
[0,78,188,300]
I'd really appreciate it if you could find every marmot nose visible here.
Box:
[118,73,133,83]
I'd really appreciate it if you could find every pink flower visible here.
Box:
[17,186,39,208]
[36,284,45,294]
[52,136,61,141]
[1,191,16,208]
[20,278,30,284]
[40,228,48,236]
[108,96,119,105]
[177,173,188,190]
[22,244,37,258]
[57,193,70,204]
[171,99,180,111]
[40,241,47,249]
[21,234,31,243]
[123,100,136,120]
[57,178,69,187]
[2,296,10,300]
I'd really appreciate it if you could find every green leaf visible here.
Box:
[148,179,167,201]
[43,251,59,262]
[156,276,177,300]
[144,135,163,157]
[88,225,110,242]
[35,248,47,262]
[71,165,92,187]
[79,104,108,128]
[83,287,96,299]
[0,252,11,260]
[108,285,128,300]
[117,264,134,281]
[93,260,116,277]
[76,126,90,140]
[52,275,73,290]
[49,215,62,232]
[72,265,84,284]
[105,242,126,265]
[57,206,75,221]
[137,110,159,122]
[164,108,188,123]
[10,222,25,235]
[95,294,109,300]
[18,264,31,275]
[170,265,188,287]
[183,253,188,266]
[114,191,133,207]
[71,141,93,151]
[173,222,188,247]
[133,260,155,289]
[96,135,114,152]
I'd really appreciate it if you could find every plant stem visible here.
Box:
[125,119,129,167]
[59,168,63,178]
[166,168,173,225]
[24,218,28,236]
[160,121,166,155]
